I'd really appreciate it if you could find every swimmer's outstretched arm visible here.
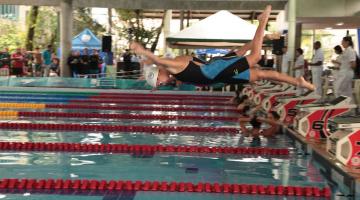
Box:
[131,42,187,72]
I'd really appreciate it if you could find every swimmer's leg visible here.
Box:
[245,5,271,68]
[239,117,251,137]
[249,68,315,91]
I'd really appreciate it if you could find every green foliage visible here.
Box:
[0,20,26,51]
[32,7,58,49]
[115,9,163,50]
[73,8,106,36]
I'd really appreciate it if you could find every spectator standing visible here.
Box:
[293,48,305,95]
[0,48,11,68]
[281,46,289,74]
[331,45,343,98]
[32,47,43,77]
[337,36,356,102]
[67,51,81,77]
[42,45,53,77]
[293,48,305,78]
[122,49,132,77]
[80,48,90,74]
[11,48,25,77]
[49,57,60,76]
[88,49,101,76]
[21,48,31,76]
[309,41,324,97]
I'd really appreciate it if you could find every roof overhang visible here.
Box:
[0,0,288,10]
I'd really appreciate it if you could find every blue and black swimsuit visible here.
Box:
[172,52,250,85]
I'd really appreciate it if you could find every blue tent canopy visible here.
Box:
[72,28,101,50]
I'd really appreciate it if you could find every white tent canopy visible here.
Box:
[167,10,269,48]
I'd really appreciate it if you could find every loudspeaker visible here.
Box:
[272,36,285,55]
[102,36,112,52]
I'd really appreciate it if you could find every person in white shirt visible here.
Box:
[337,36,356,101]
[309,41,324,96]
[331,45,343,98]
[293,48,305,95]
[293,48,305,78]
[281,46,289,74]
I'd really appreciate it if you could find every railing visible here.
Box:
[0,69,196,91]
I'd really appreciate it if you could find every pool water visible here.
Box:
[0,91,340,199]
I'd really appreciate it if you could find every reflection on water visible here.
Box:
[0,131,293,149]
[0,150,326,189]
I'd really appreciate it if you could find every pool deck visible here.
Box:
[285,127,360,198]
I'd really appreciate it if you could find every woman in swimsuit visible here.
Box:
[131,5,315,91]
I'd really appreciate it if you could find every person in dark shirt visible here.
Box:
[80,48,90,74]
[67,51,82,77]
[0,48,11,68]
[89,49,101,75]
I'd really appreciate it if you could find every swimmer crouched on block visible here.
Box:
[131,5,315,91]
[239,110,282,138]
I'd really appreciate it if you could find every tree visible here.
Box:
[33,7,59,49]
[25,6,39,50]
[73,8,106,36]
[115,9,165,52]
[0,20,26,51]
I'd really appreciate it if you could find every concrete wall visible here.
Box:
[0,0,287,10]
[346,0,360,16]
[296,0,360,18]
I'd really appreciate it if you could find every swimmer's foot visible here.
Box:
[297,76,315,91]
[265,33,281,40]
[257,5,272,22]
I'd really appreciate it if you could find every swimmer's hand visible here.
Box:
[130,42,146,55]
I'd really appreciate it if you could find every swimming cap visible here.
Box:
[143,64,159,87]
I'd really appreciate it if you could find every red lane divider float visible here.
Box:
[97,93,231,100]
[0,122,238,133]
[46,104,239,113]
[0,142,289,155]
[85,98,234,106]
[0,178,331,197]
[19,112,238,122]
[89,94,231,104]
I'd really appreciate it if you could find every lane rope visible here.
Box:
[0,102,238,113]
[0,142,289,156]
[0,103,46,109]
[97,92,231,99]
[0,178,331,197]
[0,94,233,106]
[0,122,238,134]
[46,104,239,113]
[16,111,238,121]
[75,99,233,106]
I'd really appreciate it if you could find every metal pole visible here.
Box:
[287,0,296,76]
[60,0,73,77]
[163,9,172,54]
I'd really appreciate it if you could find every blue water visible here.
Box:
[0,92,336,199]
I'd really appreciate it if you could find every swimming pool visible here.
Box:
[0,89,345,199]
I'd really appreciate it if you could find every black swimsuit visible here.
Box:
[172,61,214,85]
[172,52,250,85]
